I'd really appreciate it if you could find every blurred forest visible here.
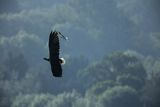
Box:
[0,0,160,107]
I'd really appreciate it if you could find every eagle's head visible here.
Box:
[59,57,66,65]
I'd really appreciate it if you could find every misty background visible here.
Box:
[0,0,160,107]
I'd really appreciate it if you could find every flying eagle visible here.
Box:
[44,31,67,77]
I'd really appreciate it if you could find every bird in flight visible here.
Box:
[44,30,67,77]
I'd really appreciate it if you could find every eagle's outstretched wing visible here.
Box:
[49,31,62,77]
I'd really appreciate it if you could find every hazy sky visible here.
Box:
[0,0,159,64]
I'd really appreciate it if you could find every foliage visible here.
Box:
[1,50,160,107]
[12,91,81,107]
[99,86,142,107]
[87,80,115,96]
[79,51,147,92]
[142,57,160,107]
[12,93,55,107]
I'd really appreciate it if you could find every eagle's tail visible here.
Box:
[43,57,50,62]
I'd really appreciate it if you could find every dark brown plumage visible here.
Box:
[49,31,62,77]
[44,31,66,77]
